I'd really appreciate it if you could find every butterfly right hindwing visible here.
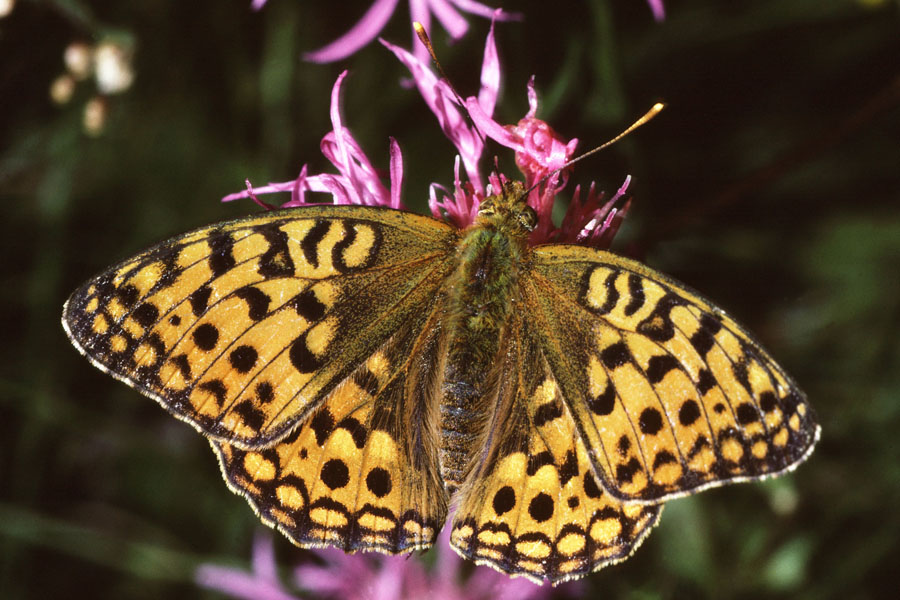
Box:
[451,312,661,584]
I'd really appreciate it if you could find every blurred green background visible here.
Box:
[1,0,898,598]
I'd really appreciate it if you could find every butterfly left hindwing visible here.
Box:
[214,304,449,553]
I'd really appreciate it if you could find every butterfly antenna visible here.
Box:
[523,102,666,198]
[413,22,487,148]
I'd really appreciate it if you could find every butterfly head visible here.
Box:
[475,180,537,237]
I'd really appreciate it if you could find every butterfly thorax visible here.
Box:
[438,182,536,491]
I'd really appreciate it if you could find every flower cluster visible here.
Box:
[224,21,632,250]
[252,1,663,62]
[196,525,580,599]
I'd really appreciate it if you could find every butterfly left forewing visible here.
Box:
[63,206,458,448]
[524,245,819,503]
[450,315,661,584]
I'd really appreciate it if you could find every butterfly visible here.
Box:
[62,179,819,584]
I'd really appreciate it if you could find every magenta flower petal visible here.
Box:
[304,0,400,63]
[222,71,401,210]
[477,16,501,117]
[408,0,434,65]
[295,0,517,64]
[250,0,267,10]
[389,137,405,209]
[382,38,486,188]
[426,0,470,40]
[195,533,298,600]
[648,0,665,21]
[451,0,519,20]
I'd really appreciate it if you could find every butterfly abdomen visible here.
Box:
[439,226,529,491]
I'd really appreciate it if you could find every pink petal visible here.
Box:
[465,96,518,150]
[409,0,433,66]
[427,0,470,40]
[388,136,405,209]
[448,0,522,21]
[250,0,268,11]
[304,0,400,63]
[647,0,665,21]
[195,565,298,600]
[382,38,484,187]
[524,76,538,119]
[476,16,500,117]
[251,533,279,581]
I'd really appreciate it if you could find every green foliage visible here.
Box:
[1,0,897,597]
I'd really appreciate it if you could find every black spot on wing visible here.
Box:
[697,368,717,395]
[233,399,265,432]
[229,345,258,373]
[527,451,554,476]
[208,230,236,277]
[639,407,664,435]
[291,288,326,322]
[492,486,516,516]
[233,286,271,321]
[581,267,618,314]
[301,220,330,268]
[736,403,760,425]
[759,391,778,412]
[132,302,159,327]
[366,467,392,498]
[321,459,349,489]
[624,273,645,316]
[601,341,632,369]
[197,379,227,409]
[636,293,685,343]
[558,450,578,485]
[289,330,324,373]
[532,401,563,427]
[255,381,274,404]
[116,283,139,308]
[193,323,219,351]
[189,286,213,317]
[646,354,680,384]
[527,492,554,522]
[589,384,616,416]
[679,399,701,426]
[257,225,295,278]
[310,409,335,446]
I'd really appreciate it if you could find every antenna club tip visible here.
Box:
[652,102,666,112]
[413,22,426,35]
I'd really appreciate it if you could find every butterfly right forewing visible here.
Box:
[524,244,819,503]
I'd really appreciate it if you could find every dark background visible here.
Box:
[1,0,898,598]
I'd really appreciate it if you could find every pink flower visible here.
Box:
[223,70,405,211]
[647,0,666,21]
[224,23,633,249]
[196,526,580,599]
[251,0,519,64]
